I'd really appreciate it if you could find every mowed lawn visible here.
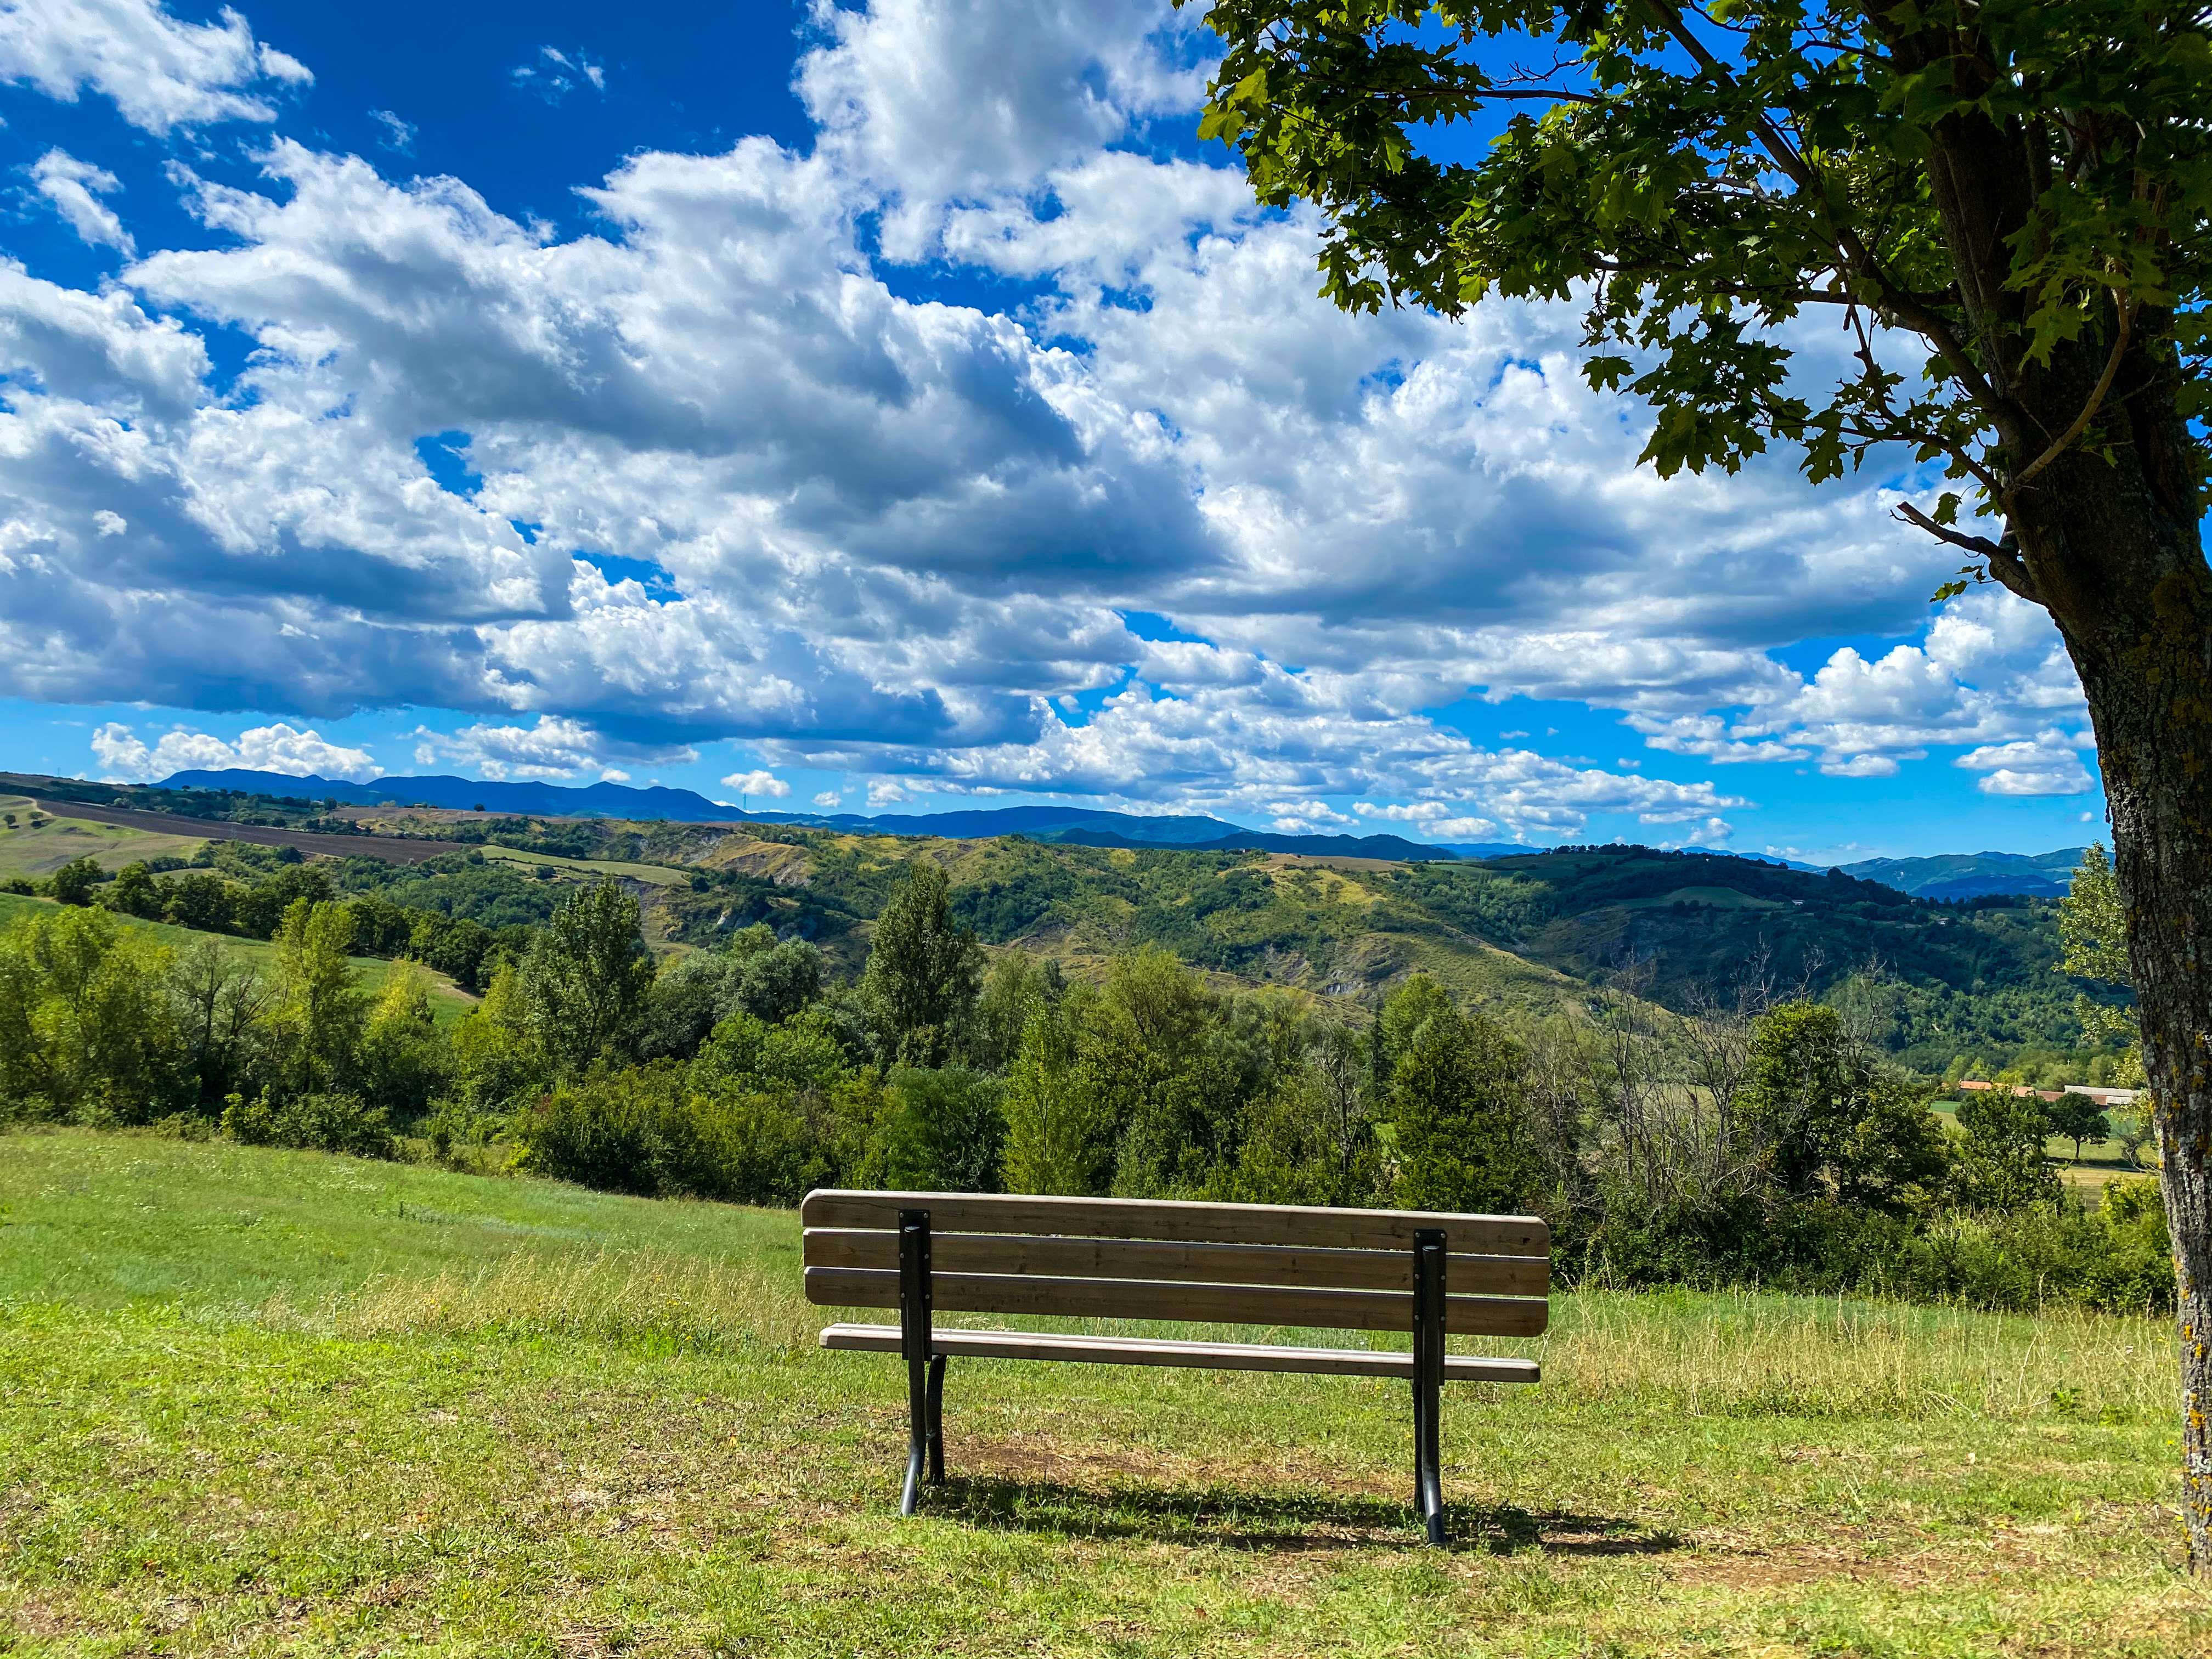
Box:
[0,1132,2199,1657]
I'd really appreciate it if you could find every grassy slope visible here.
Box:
[475,845,690,885]
[0,1131,2196,1657]
[0,893,478,1026]
[0,797,206,878]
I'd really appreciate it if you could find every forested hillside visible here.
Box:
[661,830,2105,1079]
[1,772,2116,1081]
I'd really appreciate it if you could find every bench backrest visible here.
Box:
[800,1189,1550,1338]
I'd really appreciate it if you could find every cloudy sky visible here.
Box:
[0,0,2107,857]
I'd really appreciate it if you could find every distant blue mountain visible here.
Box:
[162,769,737,821]
[741,805,1246,844]
[1838,848,2087,899]
[1047,826,1459,861]
[155,770,1462,855]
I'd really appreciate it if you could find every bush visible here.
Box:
[516,1065,816,1204]
[882,1066,1005,1192]
[221,1090,398,1159]
[1569,1180,2174,1317]
[48,857,105,906]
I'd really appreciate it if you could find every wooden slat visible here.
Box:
[804,1267,1549,1338]
[818,1322,1541,1384]
[803,1228,1549,1298]
[800,1189,1548,1256]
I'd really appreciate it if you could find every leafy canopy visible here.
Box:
[1191,0,2212,590]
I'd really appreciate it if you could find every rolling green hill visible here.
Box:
[653,830,2099,1071]
[6,769,2104,1075]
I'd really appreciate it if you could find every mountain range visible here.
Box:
[159,768,1510,860]
[1835,848,2089,900]
[152,767,2088,894]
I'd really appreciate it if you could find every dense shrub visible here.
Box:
[1571,1180,2174,1316]
[221,1090,398,1159]
[515,1065,826,1205]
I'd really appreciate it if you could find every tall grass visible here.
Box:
[1528,1289,2171,1421]
[275,1247,821,1357]
[279,1246,2175,1424]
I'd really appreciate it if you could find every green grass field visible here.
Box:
[476,845,690,885]
[0,1130,2199,1656]
[0,797,206,879]
[0,893,478,1026]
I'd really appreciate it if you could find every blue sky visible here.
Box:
[0,0,2110,861]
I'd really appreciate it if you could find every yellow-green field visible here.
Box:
[475,844,691,885]
[0,1130,2198,1657]
[0,796,206,879]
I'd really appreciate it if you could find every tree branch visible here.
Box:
[2006,302,2134,495]
[1637,1,2022,430]
[1893,504,2044,603]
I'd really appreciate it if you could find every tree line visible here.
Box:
[0,855,2169,1316]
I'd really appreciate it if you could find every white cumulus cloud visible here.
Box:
[1956,730,2097,797]
[0,0,309,135]
[411,715,693,781]
[92,719,381,781]
[721,769,792,798]
[0,0,2109,838]
[27,148,132,254]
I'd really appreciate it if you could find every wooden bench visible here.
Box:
[802,1188,1550,1544]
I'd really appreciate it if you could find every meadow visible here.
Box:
[1,1129,2200,1656]
[0,799,205,882]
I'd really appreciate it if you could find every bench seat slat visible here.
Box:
[804,1266,1550,1337]
[803,1228,1549,1297]
[818,1322,1541,1383]
[800,1189,1547,1257]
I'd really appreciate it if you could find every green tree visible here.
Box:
[164,872,237,934]
[520,881,654,1075]
[1737,1002,1949,1211]
[47,856,102,907]
[167,936,270,1111]
[1387,995,1542,1215]
[0,905,179,1119]
[1955,1088,2063,1212]
[269,899,367,1096]
[355,959,454,1117]
[1193,0,2212,1561]
[2048,1091,2113,1163]
[2061,844,2139,1047]
[103,861,162,919]
[447,960,541,1115]
[883,1066,1007,1192]
[859,860,983,1068]
[1001,1001,1111,1195]
[974,949,1064,1072]
[1374,972,1455,1094]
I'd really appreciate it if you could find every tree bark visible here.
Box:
[2011,337,2212,1569]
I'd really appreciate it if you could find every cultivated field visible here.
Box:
[0,1131,2198,1656]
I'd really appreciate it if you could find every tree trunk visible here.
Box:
[2013,346,2212,1569]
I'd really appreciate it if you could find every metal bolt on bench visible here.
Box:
[804,1190,1549,1544]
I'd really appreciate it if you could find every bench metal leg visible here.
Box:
[926,1353,946,1486]
[899,1209,933,1516]
[1412,1229,1447,1545]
